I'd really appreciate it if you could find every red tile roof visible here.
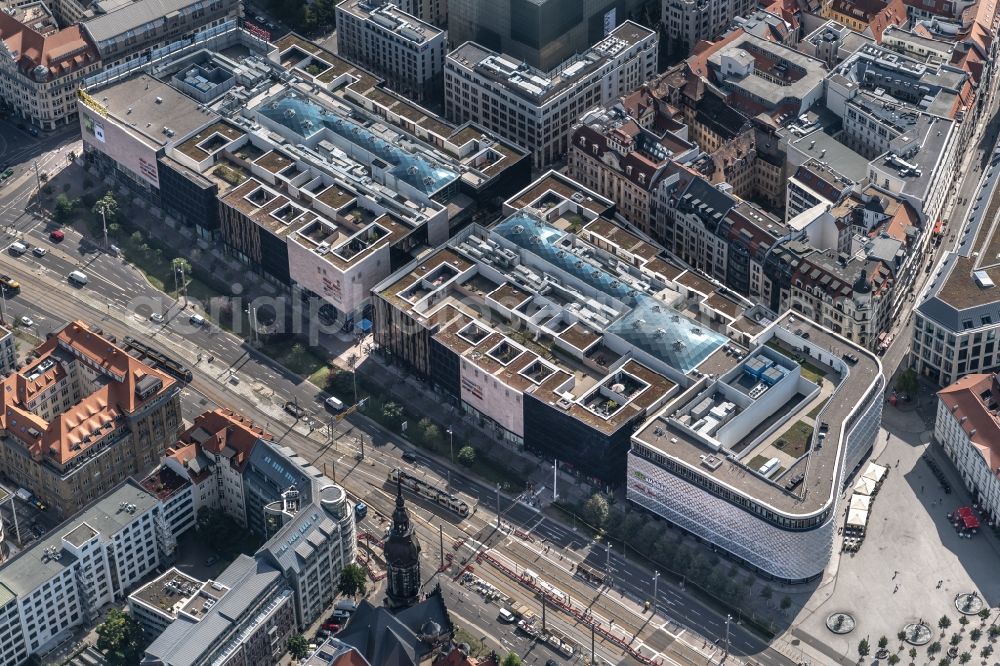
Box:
[0,321,176,465]
[0,11,98,80]
[938,374,1000,472]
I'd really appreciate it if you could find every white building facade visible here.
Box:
[336,0,445,103]
[444,21,658,168]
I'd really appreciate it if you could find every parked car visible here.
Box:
[49,229,64,242]
[19,316,33,327]
[284,401,305,418]
[334,600,358,613]
[401,451,417,464]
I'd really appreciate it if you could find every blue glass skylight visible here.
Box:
[258,90,457,195]
[493,212,727,373]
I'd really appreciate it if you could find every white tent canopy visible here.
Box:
[847,508,869,529]
[863,462,887,483]
[853,476,876,496]
[850,494,872,511]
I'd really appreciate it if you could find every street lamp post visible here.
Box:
[653,571,660,610]
[496,483,501,529]
[100,208,108,250]
[447,427,454,463]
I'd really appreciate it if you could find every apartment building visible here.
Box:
[705,34,827,119]
[662,0,756,58]
[81,28,528,326]
[0,321,182,517]
[445,21,658,168]
[568,104,697,235]
[628,310,884,582]
[81,0,241,68]
[0,480,170,663]
[657,173,792,304]
[934,374,1000,526]
[819,0,907,40]
[0,7,100,130]
[139,409,357,664]
[138,556,296,666]
[912,149,1000,386]
[336,0,445,103]
[447,0,649,71]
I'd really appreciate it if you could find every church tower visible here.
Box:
[383,480,421,608]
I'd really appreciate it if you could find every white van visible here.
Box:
[189,314,206,326]
[325,396,344,411]
[8,242,26,256]
[498,608,515,623]
[67,270,88,286]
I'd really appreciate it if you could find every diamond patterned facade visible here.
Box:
[627,372,883,582]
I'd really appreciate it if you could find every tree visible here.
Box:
[337,563,368,598]
[970,628,982,642]
[979,609,991,621]
[888,655,900,665]
[858,638,870,657]
[898,630,907,644]
[381,401,404,429]
[958,652,971,664]
[760,585,773,600]
[896,368,919,395]
[93,191,118,223]
[928,641,942,654]
[326,370,355,400]
[989,625,1000,639]
[878,635,889,649]
[583,493,610,528]
[53,193,77,223]
[305,0,338,29]
[909,647,917,660]
[940,616,953,631]
[959,616,970,628]
[287,634,310,660]
[636,520,662,556]
[501,653,523,666]
[950,633,962,647]
[96,609,145,665]
[780,595,792,611]
[456,445,476,467]
[982,645,993,659]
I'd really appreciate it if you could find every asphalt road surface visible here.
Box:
[0,120,793,665]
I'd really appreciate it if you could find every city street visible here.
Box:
[0,118,793,665]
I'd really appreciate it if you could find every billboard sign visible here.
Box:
[79,104,160,189]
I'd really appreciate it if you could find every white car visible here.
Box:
[19,316,33,327]
[149,312,164,323]
[32,247,47,257]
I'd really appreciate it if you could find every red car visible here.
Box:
[321,622,340,632]
[49,230,64,242]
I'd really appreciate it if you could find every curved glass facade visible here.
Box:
[258,90,458,195]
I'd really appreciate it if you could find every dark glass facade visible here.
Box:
[523,392,639,482]
[158,158,219,235]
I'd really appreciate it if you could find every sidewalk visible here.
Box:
[354,351,598,508]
